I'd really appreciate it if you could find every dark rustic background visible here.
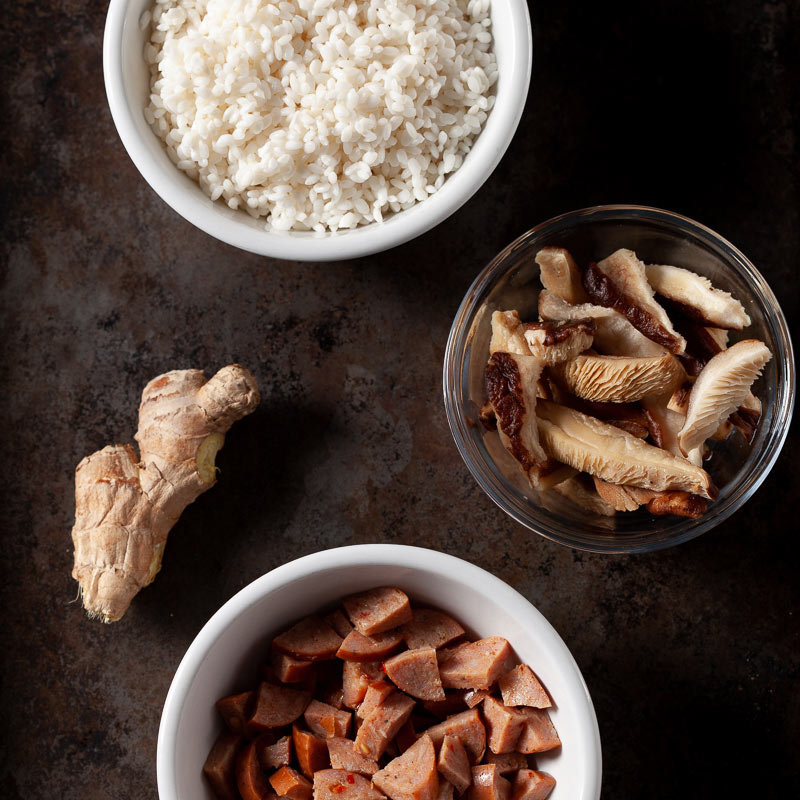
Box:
[1,1,798,797]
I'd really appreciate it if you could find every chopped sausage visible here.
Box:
[274,616,344,661]
[313,769,386,800]
[343,587,413,636]
[497,667,551,710]
[293,725,331,778]
[484,754,528,776]
[437,735,472,795]
[203,729,242,800]
[258,733,292,770]
[424,691,469,718]
[436,643,472,664]
[400,609,466,650]
[343,661,383,708]
[216,690,255,734]
[463,690,489,710]
[510,770,556,800]
[394,719,418,753]
[437,780,455,800]
[326,609,355,638]
[237,739,273,800]
[425,709,486,764]
[356,680,396,720]
[384,647,445,701]
[248,682,312,734]
[326,737,380,775]
[354,691,416,760]
[271,766,313,800]
[373,734,439,800]
[305,699,352,739]
[481,697,525,755]
[438,638,514,690]
[467,765,511,800]
[514,710,561,754]
[337,630,404,662]
[272,651,317,685]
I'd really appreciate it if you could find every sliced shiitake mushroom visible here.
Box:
[535,247,588,304]
[522,319,595,365]
[552,474,617,517]
[592,476,707,518]
[489,310,532,356]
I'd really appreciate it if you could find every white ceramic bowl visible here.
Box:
[103,1,532,261]
[156,545,602,800]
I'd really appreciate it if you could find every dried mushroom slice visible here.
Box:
[592,477,707,518]
[583,249,687,354]
[592,477,654,511]
[678,339,772,456]
[730,392,762,443]
[642,395,705,466]
[645,263,751,330]
[555,352,686,403]
[538,290,666,358]
[552,474,616,517]
[489,310,532,356]
[535,247,588,304]
[522,319,595,365]
[536,399,717,499]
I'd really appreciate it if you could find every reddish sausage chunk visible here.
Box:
[258,733,292,770]
[439,638,514,691]
[498,666,551,710]
[326,609,355,638]
[484,754,528,776]
[343,587,413,636]
[272,651,317,685]
[304,699,352,739]
[400,610,465,650]
[437,735,471,795]
[514,710,561,754]
[425,709,486,765]
[373,734,439,800]
[271,766,313,800]
[326,737,380,775]
[424,691,469,718]
[384,647,445,701]
[313,769,387,800]
[343,661,383,709]
[273,616,344,661]
[293,724,331,778]
[216,690,255,734]
[482,697,525,755]
[437,781,455,800]
[357,680,395,720]
[463,690,489,710]
[467,765,511,800]
[354,691,416,760]
[510,770,556,800]
[237,739,273,800]
[337,630,404,662]
[203,729,242,800]
[248,682,312,734]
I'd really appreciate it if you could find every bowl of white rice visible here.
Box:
[104,0,532,261]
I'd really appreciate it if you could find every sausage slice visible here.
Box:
[203,729,242,800]
[354,691,416,760]
[437,735,472,795]
[293,725,331,778]
[482,697,526,755]
[356,680,395,720]
[273,616,344,661]
[438,638,514,690]
[237,739,273,800]
[484,754,528,776]
[510,770,556,800]
[424,691,469,718]
[326,609,355,638]
[248,682,312,734]
[400,610,465,650]
[216,690,255,734]
[343,587,413,636]
[304,699,352,739]
[437,780,455,800]
[425,709,486,764]
[313,769,386,800]
[463,690,489,709]
[373,734,439,800]
[271,766,313,800]
[337,630,404,662]
[326,737,380,775]
[384,647,445,701]
[467,765,511,800]
[272,651,317,684]
[258,733,292,770]
[514,710,561,754]
[343,661,383,708]
[497,666,551,710]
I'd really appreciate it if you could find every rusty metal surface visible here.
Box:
[1,0,799,797]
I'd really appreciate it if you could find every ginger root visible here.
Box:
[71,364,260,622]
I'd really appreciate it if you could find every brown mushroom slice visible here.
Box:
[551,474,617,516]
[730,392,762,443]
[536,399,716,499]
[521,319,595,365]
[645,264,751,330]
[538,290,666,358]
[490,311,533,356]
[667,383,692,415]
[678,339,772,456]
[555,353,686,403]
[583,249,687,354]
[592,477,707,518]
[535,247,588,304]
[592,477,656,511]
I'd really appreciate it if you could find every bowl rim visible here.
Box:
[156,544,602,800]
[443,204,796,553]
[103,0,533,261]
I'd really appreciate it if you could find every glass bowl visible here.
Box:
[443,205,795,553]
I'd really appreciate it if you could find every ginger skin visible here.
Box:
[71,365,260,622]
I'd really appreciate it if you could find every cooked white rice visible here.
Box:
[143,0,497,232]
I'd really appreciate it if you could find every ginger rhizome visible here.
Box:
[71,365,260,622]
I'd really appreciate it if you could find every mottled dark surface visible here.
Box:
[1,0,798,797]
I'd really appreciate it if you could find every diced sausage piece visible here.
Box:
[343,661,383,708]
[271,766,313,800]
[305,699,352,739]
[437,643,472,664]
[357,680,396,720]
[438,638,514,690]
[216,690,255,734]
[467,765,511,800]
[400,610,466,650]
[463,691,489,710]
[484,754,528,776]
[482,697,526,755]
[425,709,486,764]
[394,719,418,753]
[425,691,468,718]
[373,734,439,800]
[343,587,413,636]
[437,780,455,800]
[337,630,404,662]
[203,729,242,800]
[293,725,331,778]
[248,683,312,734]
[384,647,445,701]
[326,609,355,638]
[237,739,273,800]
[354,691,416,760]
[272,651,317,684]
[510,770,556,800]
[258,734,292,770]
[498,666,551,710]
[313,769,386,800]
[514,710,561,754]
[327,737,380,775]
[273,616,344,661]
[437,735,471,795]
